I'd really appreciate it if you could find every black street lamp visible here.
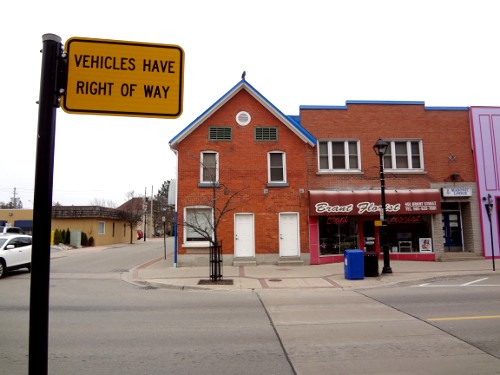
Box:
[483,194,496,271]
[373,138,393,274]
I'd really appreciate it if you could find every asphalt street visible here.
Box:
[0,239,498,374]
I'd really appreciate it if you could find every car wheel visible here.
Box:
[0,260,5,278]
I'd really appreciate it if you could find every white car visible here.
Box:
[0,234,32,278]
[0,226,25,234]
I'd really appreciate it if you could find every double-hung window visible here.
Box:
[384,140,423,171]
[200,151,218,183]
[184,207,213,245]
[318,140,360,171]
[268,151,287,184]
[98,221,105,235]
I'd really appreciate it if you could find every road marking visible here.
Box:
[461,277,488,286]
[415,277,500,288]
[428,315,500,322]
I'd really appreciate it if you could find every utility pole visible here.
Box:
[11,187,21,208]
[12,187,17,208]
[143,187,147,241]
[151,185,154,237]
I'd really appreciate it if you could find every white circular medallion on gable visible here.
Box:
[236,111,251,126]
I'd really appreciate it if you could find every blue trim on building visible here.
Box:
[243,80,316,145]
[170,80,316,146]
[300,101,469,112]
[424,106,469,111]
[169,83,470,147]
[169,81,244,145]
[300,105,348,110]
[346,100,425,105]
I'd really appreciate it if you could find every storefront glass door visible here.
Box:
[442,211,463,251]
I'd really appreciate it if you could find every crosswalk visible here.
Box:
[416,277,500,287]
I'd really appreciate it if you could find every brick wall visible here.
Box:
[301,103,475,191]
[176,90,311,255]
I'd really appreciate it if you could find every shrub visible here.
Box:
[88,236,95,247]
[54,229,64,245]
[81,232,88,247]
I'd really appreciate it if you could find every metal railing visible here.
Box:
[210,241,223,281]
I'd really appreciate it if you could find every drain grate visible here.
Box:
[268,279,282,282]
[140,285,158,290]
[198,279,234,285]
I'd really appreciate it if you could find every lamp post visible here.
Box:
[373,138,393,274]
[483,194,496,271]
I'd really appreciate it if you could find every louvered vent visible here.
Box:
[255,127,278,141]
[208,127,232,141]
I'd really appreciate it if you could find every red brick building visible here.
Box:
[169,80,315,266]
[302,102,481,264]
[170,80,482,266]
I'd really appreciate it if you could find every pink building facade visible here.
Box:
[470,108,500,260]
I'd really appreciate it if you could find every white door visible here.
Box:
[234,213,255,258]
[279,213,300,257]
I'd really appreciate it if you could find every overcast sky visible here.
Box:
[1,0,499,208]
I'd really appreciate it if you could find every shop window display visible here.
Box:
[318,216,358,255]
[386,215,433,252]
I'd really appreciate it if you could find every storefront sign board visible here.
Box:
[441,187,472,197]
[310,189,441,216]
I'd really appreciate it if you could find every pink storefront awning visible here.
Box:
[309,189,441,216]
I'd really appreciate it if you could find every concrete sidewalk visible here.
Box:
[130,255,497,291]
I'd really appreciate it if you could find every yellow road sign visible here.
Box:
[62,37,184,118]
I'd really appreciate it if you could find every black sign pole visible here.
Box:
[29,33,62,375]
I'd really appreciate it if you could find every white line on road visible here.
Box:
[461,277,488,286]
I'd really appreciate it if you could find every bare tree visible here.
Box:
[181,153,245,248]
[88,198,117,208]
[153,181,175,236]
[118,192,145,244]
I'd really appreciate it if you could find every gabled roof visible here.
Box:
[169,79,316,148]
[117,197,149,212]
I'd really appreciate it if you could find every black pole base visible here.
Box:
[382,266,393,274]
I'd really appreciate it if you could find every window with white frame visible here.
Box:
[184,207,213,243]
[200,151,218,183]
[268,151,286,183]
[98,221,105,235]
[383,140,423,170]
[318,140,360,171]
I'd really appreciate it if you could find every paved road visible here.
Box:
[1,240,499,374]
[361,274,500,360]
[1,240,294,375]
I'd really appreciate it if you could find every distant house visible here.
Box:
[51,206,131,246]
[117,197,149,240]
[0,203,143,247]
[0,209,33,233]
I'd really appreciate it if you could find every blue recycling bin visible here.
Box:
[344,249,364,280]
